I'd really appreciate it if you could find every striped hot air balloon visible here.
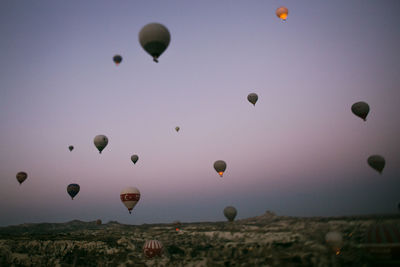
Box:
[120,187,141,214]
[143,240,163,258]
[361,224,400,261]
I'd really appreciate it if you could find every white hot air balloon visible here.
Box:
[120,187,141,214]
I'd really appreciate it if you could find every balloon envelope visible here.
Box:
[325,231,343,254]
[367,155,385,174]
[351,101,369,121]
[113,55,122,65]
[247,93,258,106]
[276,6,289,21]
[139,23,170,63]
[68,145,74,152]
[175,126,180,132]
[224,206,237,222]
[67,184,80,199]
[96,219,102,225]
[94,135,108,154]
[131,155,139,164]
[214,160,227,177]
[120,187,141,214]
[16,172,28,185]
[143,240,163,258]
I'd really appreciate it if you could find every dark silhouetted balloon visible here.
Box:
[96,219,102,225]
[120,187,140,214]
[175,126,180,132]
[16,172,28,185]
[94,135,108,154]
[351,101,369,121]
[131,155,139,164]
[67,184,80,199]
[367,155,385,174]
[69,145,74,152]
[143,240,163,258]
[139,23,170,63]
[276,6,289,21]
[214,160,227,177]
[247,93,258,106]
[224,206,237,222]
[113,55,122,65]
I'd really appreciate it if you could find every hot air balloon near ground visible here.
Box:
[120,187,141,214]
[94,135,108,154]
[67,184,80,200]
[367,155,385,174]
[175,126,180,132]
[351,101,370,121]
[16,172,28,185]
[96,219,102,225]
[131,155,139,164]
[143,240,164,258]
[139,23,170,63]
[68,145,74,152]
[276,6,289,21]
[247,93,258,106]
[113,55,122,65]
[214,160,227,177]
[325,231,343,255]
[224,206,237,222]
[173,220,182,232]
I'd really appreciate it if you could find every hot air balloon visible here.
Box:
[276,6,289,21]
[67,184,80,200]
[367,155,385,174]
[214,160,227,177]
[143,240,164,258]
[94,135,108,154]
[120,187,141,214]
[131,155,139,164]
[175,126,180,132]
[113,55,122,65]
[224,206,237,222]
[325,231,343,255]
[68,145,74,152]
[16,172,28,185]
[247,93,258,106]
[173,220,182,232]
[139,23,170,63]
[351,101,369,121]
[96,219,102,225]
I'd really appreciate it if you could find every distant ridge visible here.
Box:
[1,212,399,235]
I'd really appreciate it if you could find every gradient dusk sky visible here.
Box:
[1,0,399,226]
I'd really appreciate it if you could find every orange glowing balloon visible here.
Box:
[276,6,289,21]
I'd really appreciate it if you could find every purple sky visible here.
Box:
[1,0,399,226]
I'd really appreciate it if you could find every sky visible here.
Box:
[0,0,399,226]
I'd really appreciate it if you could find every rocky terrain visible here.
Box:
[0,212,399,266]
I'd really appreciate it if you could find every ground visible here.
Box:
[0,212,399,266]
